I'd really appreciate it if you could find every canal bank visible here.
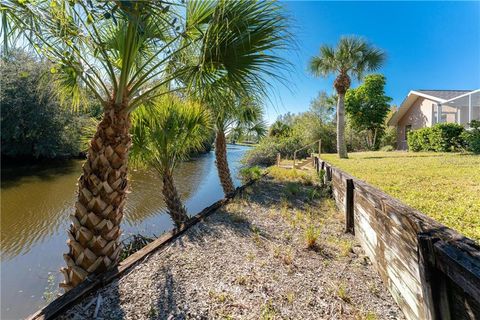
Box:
[1,145,250,319]
[53,168,403,320]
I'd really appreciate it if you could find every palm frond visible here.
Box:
[131,94,212,172]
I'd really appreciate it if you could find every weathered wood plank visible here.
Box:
[317,157,480,320]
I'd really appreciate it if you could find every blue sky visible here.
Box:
[264,1,480,123]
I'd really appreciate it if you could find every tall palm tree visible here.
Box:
[186,0,291,196]
[214,94,265,194]
[130,95,211,227]
[309,36,385,158]
[2,0,216,289]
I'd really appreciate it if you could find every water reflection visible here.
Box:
[0,145,248,319]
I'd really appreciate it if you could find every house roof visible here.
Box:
[388,89,474,126]
[415,90,472,101]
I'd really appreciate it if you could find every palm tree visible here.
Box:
[186,0,291,196]
[130,95,211,228]
[213,94,265,194]
[309,36,385,158]
[3,0,290,288]
[2,0,217,289]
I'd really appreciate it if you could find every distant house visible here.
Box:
[388,89,480,150]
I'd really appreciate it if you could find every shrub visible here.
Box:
[239,166,263,182]
[242,135,307,167]
[407,128,431,151]
[461,121,480,154]
[380,145,394,152]
[379,126,397,150]
[407,123,465,152]
[428,123,465,152]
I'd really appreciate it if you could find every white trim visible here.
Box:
[409,90,447,103]
[442,89,480,104]
[469,93,472,124]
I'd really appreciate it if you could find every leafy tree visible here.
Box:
[1,50,96,159]
[310,91,337,123]
[345,74,392,149]
[130,95,211,227]
[309,36,386,158]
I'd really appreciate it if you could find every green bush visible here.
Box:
[242,135,309,167]
[461,121,480,154]
[407,128,431,152]
[429,123,465,152]
[239,166,263,182]
[407,123,465,152]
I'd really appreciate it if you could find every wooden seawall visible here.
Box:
[315,156,480,320]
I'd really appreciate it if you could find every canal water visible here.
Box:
[1,145,249,319]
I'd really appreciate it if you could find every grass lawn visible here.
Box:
[321,151,480,242]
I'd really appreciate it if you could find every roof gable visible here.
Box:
[388,89,473,126]
[416,90,472,101]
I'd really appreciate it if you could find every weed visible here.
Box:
[282,247,294,265]
[239,166,263,183]
[337,284,351,303]
[230,212,248,224]
[327,235,353,257]
[356,311,378,320]
[304,224,321,249]
[285,182,301,196]
[236,275,247,286]
[260,300,277,320]
[209,290,231,303]
[246,251,255,262]
[147,304,158,318]
[368,282,381,297]
[285,291,295,304]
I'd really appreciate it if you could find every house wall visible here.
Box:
[396,97,434,150]
[396,97,461,150]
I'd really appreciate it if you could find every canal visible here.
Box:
[1,145,249,319]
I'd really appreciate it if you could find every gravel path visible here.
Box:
[58,171,404,320]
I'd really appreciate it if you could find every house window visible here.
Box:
[405,125,412,140]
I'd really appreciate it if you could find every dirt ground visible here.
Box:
[58,168,404,320]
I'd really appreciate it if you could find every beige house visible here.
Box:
[389,89,480,150]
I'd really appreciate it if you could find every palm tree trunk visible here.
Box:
[162,169,188,228]
[215,129,235,196]
[60,105,131,290]
[336,93,348,158]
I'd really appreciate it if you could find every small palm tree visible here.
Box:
[309,36,385,158]
[130,95,211,227]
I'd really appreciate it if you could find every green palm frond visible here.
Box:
[3,0,187,110]
[309,35,385,81]
[130,94,212,173]
[185,0,292,102]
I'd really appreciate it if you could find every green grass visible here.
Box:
[322,151,480,241]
